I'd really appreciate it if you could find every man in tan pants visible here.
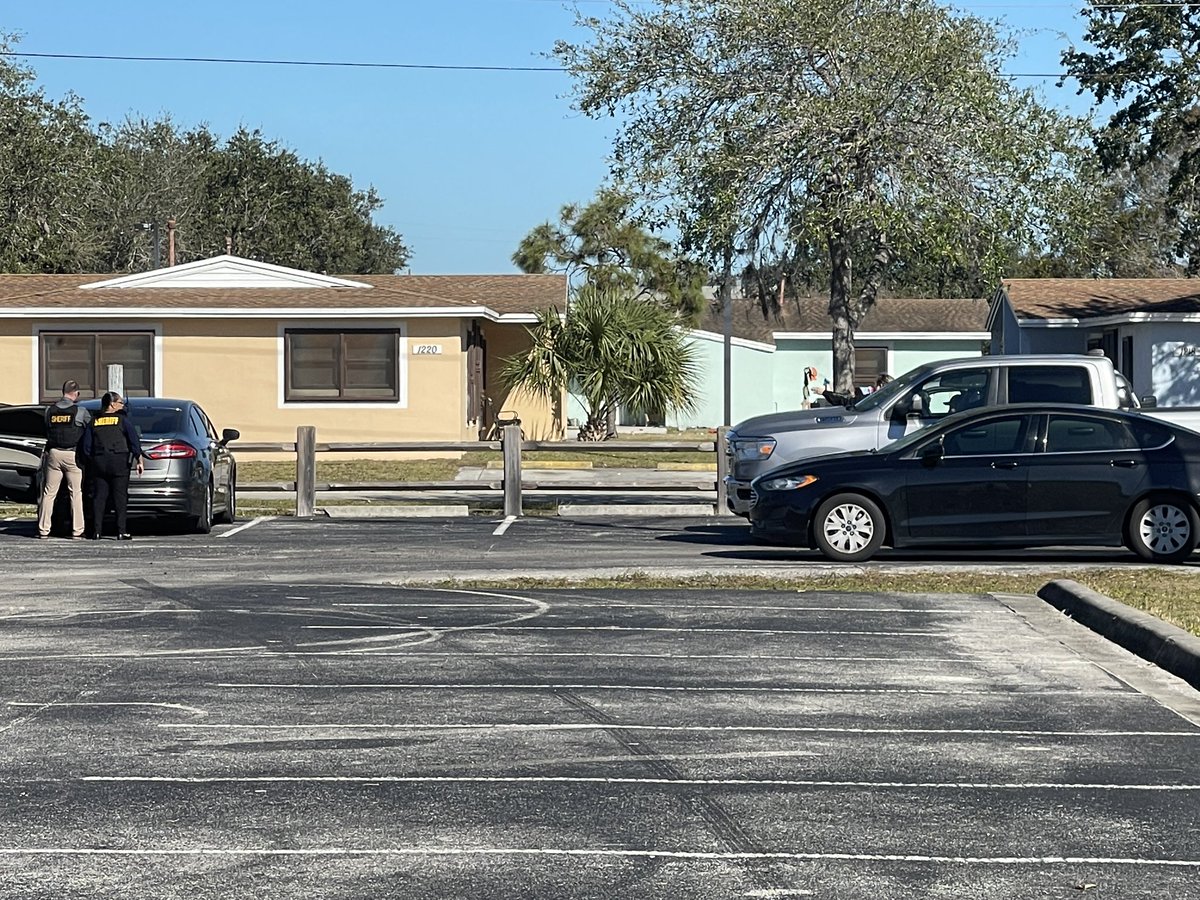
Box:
[37,380,91,539]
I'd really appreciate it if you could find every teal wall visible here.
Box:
[569,332,986,431]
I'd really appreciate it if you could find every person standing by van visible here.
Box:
[82,391,144,541]
[36,380,91,540]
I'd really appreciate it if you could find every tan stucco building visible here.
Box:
[0,255,568,448]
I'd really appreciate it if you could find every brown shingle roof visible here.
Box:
[0,273,567,315]
[695,297,989,344]
[1002,278,1200,319]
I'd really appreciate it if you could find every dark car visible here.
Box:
[0,398,239,533]
[748,404,1200,564]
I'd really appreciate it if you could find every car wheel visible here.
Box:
[194,481,213,535]
[1127,496,1198,563]
[215,470,237,524]
[813,493,886,563]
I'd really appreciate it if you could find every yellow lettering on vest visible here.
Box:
[94,416,121,426]
[50,415,71,423]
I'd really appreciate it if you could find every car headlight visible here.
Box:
[757,474,819,492]
[731,438,776,461]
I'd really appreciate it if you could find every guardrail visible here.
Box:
[236,424,732,517]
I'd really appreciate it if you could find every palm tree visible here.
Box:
[500,286,700,441]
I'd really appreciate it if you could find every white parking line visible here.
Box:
[0,848,1194,865]
[154,723,1200,738]
[493,515,517,536]
[218,516,274,539]
[76,774,1200,791]
[208,681,1130,696]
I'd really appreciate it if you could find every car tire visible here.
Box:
[214,470,237,525]
[194,481,213,535]
[1127,496,1198,563]
[813,493,886,563]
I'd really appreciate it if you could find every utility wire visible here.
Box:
[0,50,1153,80]
[0,51,561,72]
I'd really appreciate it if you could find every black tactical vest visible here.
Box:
[46,405,84,450]
[90,415,129,455]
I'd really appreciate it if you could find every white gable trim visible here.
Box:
[0,305,539,323]
[687,328,777,352]
[772,331,990,340]
[80,254,372,290]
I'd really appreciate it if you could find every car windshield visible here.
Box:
[847,366,928,412]
[126,405,184,437]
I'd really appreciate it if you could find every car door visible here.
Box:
[195,404,232,507]
[1024,412,1148,540]
[0,406,48,503]
[881,367,995,445]
[899,413,1036,543]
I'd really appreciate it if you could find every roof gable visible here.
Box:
[80,255,371,291]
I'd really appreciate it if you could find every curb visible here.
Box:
[1037,579,1200,691]
[321,505,470,518]
[558,503,716,517]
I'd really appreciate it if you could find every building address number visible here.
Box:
[413,344,443,355]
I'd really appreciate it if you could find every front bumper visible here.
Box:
[747,491,818,546]
[724,477,754,517]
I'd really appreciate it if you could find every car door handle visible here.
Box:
[1111,459,1138,468]
[991,460,1019,469]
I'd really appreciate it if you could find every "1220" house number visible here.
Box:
[413,344,443,355]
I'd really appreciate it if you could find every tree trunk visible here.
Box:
[828,236,856,395]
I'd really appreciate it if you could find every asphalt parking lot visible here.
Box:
[1,515,1199,898]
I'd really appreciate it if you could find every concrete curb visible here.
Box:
[1037,579,1200,691]
[557,503,716,517]
[321,505,470,518]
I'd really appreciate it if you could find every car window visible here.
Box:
[196,406,220,441]
[912,369,991,419]
[1044,414,1135,453]
[187,407,208,440]
[941,415,1031,456]
[127,406,183,437]
[0,408,47,438]
[1127,417,1173,449]
[1008,366,1093,404]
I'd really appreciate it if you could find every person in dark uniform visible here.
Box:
[37,379,91,539]
[81,392,144,541]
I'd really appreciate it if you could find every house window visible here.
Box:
[39,331,154,402]
[854,347,889,390]
[284,329,400,402]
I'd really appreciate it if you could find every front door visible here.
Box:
[901,414,1037,542]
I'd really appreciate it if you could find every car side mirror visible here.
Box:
[921,438,944,467]
[221,428,240,444]
[906,393,925,419]
[1139,395,1157,409]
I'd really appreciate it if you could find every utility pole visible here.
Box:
[142,222,161,269]
[720,244,734,426]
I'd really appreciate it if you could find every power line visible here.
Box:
[0,51,560,73]
[0,50,1151,81]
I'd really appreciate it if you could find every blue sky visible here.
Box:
[4,1,1096,275]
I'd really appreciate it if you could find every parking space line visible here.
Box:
[299,625,942,635]
[155,723,1200,737]
[76,774,1200,791]
[209,681,1137,696]
[0,848,1194,865]
[218,516,274,539]
[493,515,517,536]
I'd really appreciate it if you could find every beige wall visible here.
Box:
[482,322,562,441]
[0,315,563,453]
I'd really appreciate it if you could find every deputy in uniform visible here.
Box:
[82,391,144,541]
[37,379,91,539]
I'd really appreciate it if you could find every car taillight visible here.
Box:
[145,441,197,459]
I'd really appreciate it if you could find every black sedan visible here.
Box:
[749,404,1200,564]
[0,398,239,533]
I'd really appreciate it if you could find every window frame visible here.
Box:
[283,328,403,404]
[37,329,156,403]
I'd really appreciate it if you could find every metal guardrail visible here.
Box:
[236,424,732,517]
